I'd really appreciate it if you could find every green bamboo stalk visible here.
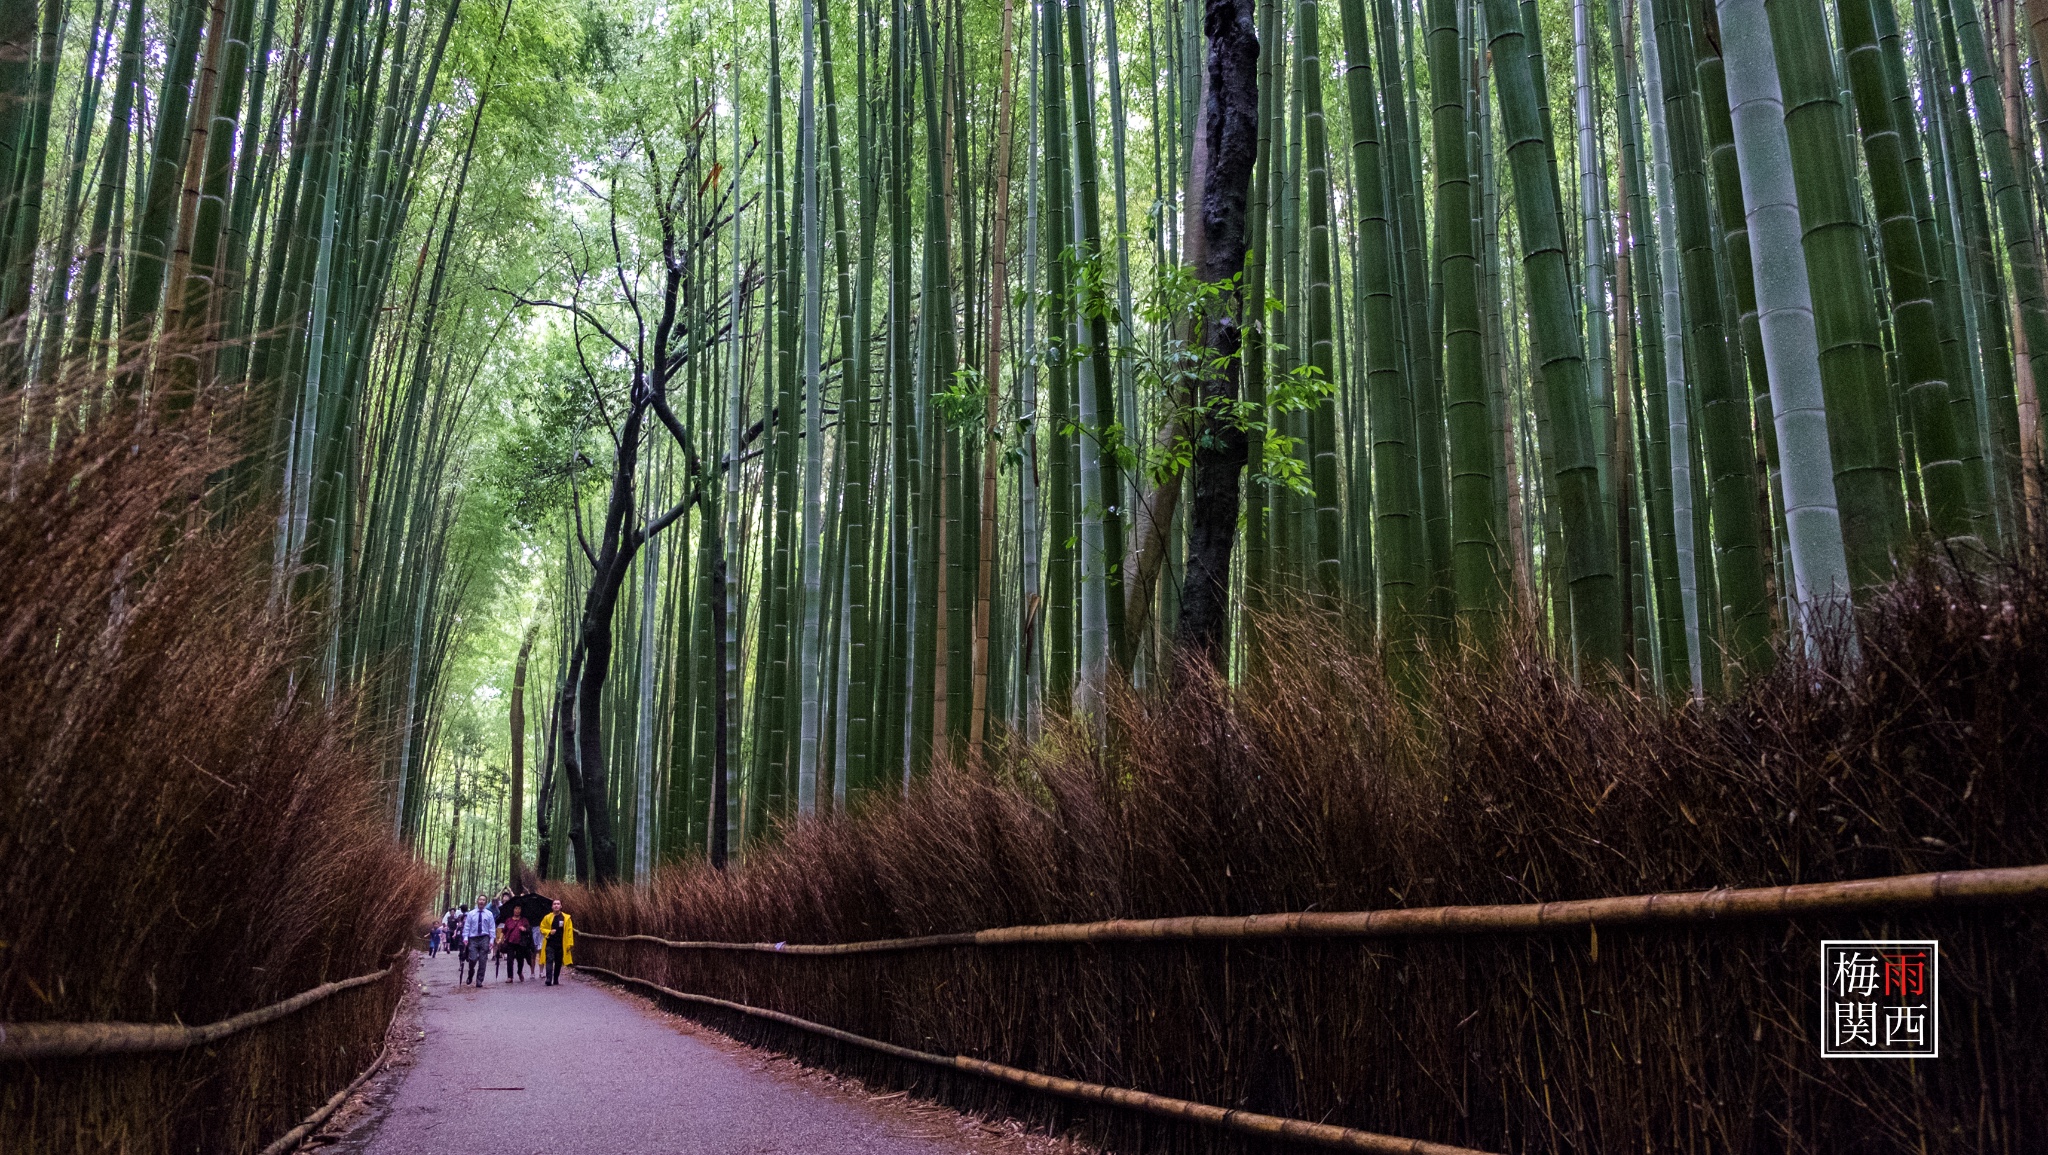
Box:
[795,0,826,817]
[1433,0,1515,638]
[1300,0,1341,601]
[1867,0,1992,541]
[1482,0,1624,673]
[1919,0,2017,535]
[32,0,114,390]
[1241,0,1279,612]
[113,0,210,393]
[1837,0,1974,545]
[911,0,950,767]
[821,0,875,797]
[65,0,145,374]
[1063,0,1120,691]
[1338,0,1424,659]
[884,0,916,788]
[1638,0,1703,694]
[1645,0,1771,676]
[0,0,62,362]
[1041,0,1076,709]
[1015,0,1044,736]
[1611,0,1682,689]
[970,0,1017,757]
[1712,0,1859,630]
[1275,19,1301,587]
[1377,0,1450,634]
[1944,0,2048,520]
[1764,0,1907,591]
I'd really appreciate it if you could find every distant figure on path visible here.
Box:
[444,908,464,965]
[491,890,516,978]
[501,908,532,982]
[461,893,496,988]
[537,900,573,986]
[426,922,445,958]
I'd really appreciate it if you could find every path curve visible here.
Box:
[335,952,1051,1155]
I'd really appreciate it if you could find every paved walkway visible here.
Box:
[342,953,1029,1155]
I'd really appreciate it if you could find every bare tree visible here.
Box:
[505,125,752,884]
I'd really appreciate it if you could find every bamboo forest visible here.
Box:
[7,0,2048,1148]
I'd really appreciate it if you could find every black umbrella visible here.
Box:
[504,892,555,924]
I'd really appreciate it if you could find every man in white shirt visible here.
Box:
[460,893,496,987]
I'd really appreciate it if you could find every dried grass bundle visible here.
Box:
[0,397,432,1154]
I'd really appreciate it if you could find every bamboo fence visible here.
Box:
[0,960,402,1060]
[575,863,2048,1155]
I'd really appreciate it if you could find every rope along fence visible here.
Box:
[580,865,2048,1154]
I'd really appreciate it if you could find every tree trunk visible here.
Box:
[557,652,592,882]
[508,623,537,882]
[534,679,561,880]
[1176,0,1260,664]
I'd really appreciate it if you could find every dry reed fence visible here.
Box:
[574,548,2048,1155]
[0,394,432,1153]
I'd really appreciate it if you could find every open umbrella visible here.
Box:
[504,892,555,924]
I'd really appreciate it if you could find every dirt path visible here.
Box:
[328,953,1063,1155]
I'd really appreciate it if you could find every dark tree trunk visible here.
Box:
[1176,0,1261,663]
[508,623,536,882]
[534,683,561,879]
[571,404,646,885]
[557,652,592,883]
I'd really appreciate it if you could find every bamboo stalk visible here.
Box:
[580,862,2048,955]
[969,0,1017,766]
[578,964,1498,1155]
[0,962,399,1060]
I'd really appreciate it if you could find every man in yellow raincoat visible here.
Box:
[538,899,574,986]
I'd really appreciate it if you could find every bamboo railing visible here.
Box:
[0,960,401,1060]
[576,863,2048,1155]
[579,862,2048,955]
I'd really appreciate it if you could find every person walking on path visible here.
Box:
[426,922,445,958]
[537,900,573,986]
[501,908,532,982]
[460,893,496,988]
[444,907,464,967]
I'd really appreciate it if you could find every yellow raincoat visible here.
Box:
[537,911,575,967]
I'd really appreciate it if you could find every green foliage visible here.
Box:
[1124,265,1328,498]
[479,352,609,534]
